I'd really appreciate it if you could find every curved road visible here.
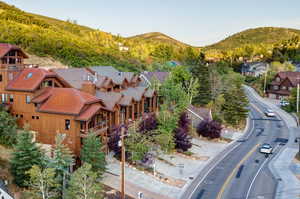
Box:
[181,88,290,199]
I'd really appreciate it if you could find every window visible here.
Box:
[0,74,2,82]
[273,85,279,90]
[16,114,18,118]
[65,119,71,130]
[20,114,23,118]
[9,94,14,103]
[36,116,39,120]
[289,87,292,91]
[1,93,8,103]
[8,73,13,80]
[281,86,286,90]
[26,95,31,104]
[32,116,35,119]
[276,77,281,82]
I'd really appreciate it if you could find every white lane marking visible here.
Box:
[187,112,255,199]
[245,146,280,199]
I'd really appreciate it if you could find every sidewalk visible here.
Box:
[245,86,300,199]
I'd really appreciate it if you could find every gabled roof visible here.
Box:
[121,87,146,101]
[33,88,102,115]
[88,66,133,85]
[95,91,122,111]
[118,95,134,106]
[0,43,28,58]
[6,68,56,92]
[144,88,155,98]
[141,71,170,84]
[187,105,212,121]
[52,68,94,89]
[75,104,102,121]
[270,71,300,87]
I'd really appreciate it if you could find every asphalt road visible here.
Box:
[182,89,290,199]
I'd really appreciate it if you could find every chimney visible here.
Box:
[81,81,96,95]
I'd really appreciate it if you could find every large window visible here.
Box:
[65,119,71,130]
[0,74,2,82]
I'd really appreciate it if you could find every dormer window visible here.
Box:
[276,77,281,82]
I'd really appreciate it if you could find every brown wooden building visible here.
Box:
[0,44,158,157]
[267,71,300,99]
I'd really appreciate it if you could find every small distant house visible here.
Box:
[241,62,268,77]
[267,71,300,99]
[139,71,170,87]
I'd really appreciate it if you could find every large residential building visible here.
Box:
[0,44,157,157]
[267,71,300,99]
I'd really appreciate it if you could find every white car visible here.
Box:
[280,100,289,107]
[259,143,273,154]
[265,109,275,117]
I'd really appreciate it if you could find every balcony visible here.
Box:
[80,121,108,138]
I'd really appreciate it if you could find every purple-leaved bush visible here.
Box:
[197,120,222,139]
[138,113,158,134]
[174,112,192,152]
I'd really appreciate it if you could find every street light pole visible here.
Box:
[120,126,125,199]
[297,77,300,113]
[263,63,269,95]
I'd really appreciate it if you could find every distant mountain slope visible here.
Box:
[128,32,192,48]
[206,27,300,50]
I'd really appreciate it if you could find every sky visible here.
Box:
[3,0,300,46]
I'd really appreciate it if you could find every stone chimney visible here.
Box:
[81,81,96,95]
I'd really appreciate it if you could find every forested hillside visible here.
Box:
[1,1,300,71]
[0,1,199,71]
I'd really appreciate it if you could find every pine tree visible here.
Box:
[66,163,102,199]
[49,133,74,198]
[10,130,44,187]
[0,108,17,147]
[191,62,212,105]
[80,133,106,175]
[222,87,249,126]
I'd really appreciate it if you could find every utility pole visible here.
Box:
[263,63,269,95]
[120,126,125,199]
[297,77,300,113]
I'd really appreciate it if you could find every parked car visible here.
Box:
[280,100,289,107]
[265,109,276,117]
[259,143,273,154]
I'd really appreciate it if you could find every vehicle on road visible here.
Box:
[265,109,276,117]
[259,143,273,154]
[280,100,289,107]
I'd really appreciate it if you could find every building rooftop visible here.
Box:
[6,68,57,92]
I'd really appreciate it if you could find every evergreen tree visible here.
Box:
[49,133,74,198]
[222,87,249,126]
[80,133,106,175]
[66,163,102,199]
[0,107,17,147]
[10,130,44,187]
[191,62,212,105]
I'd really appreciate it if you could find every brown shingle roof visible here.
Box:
[0,43,28,58]
[6,68,56,92]
[35,88,102,115]
[75,104,102,121]
[118,95,134,106]
[121,87,146,101]
[95,91,122,111]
